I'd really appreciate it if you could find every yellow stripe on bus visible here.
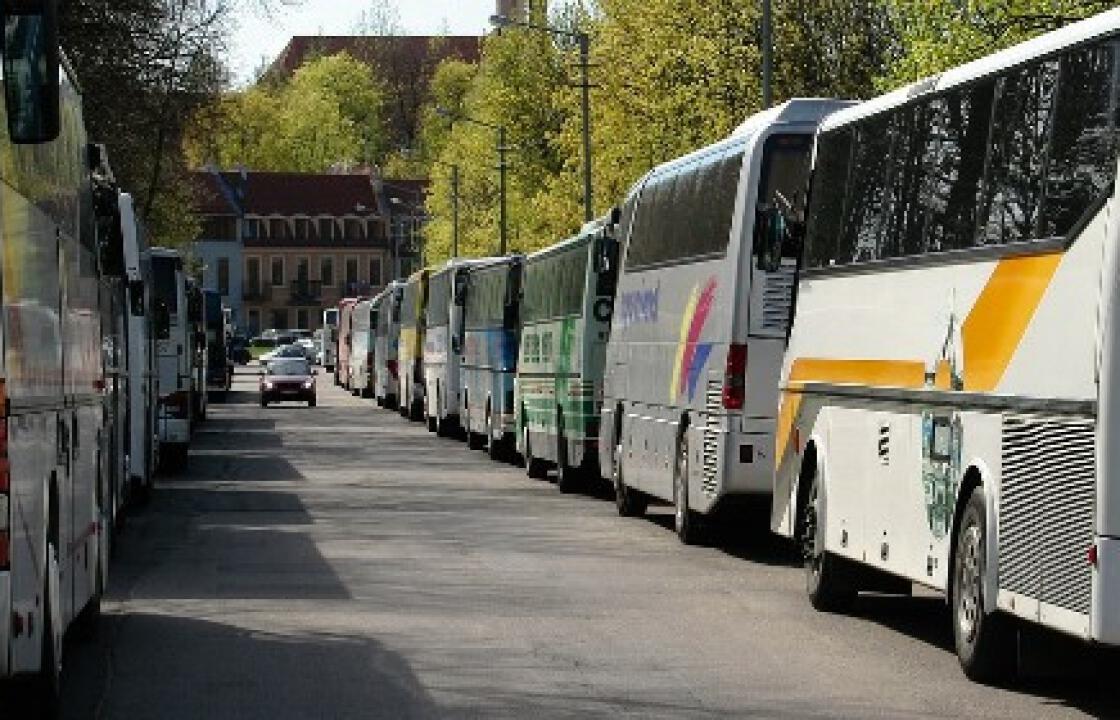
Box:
[775,251,1063,466]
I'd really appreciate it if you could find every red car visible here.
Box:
[261,357,317,407]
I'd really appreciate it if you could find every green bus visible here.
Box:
[516,214,620,491]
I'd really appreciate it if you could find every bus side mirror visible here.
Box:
[756,207,787,273]
[2,0,60,144]
[593,235,618,275]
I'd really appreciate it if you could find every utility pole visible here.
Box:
[498,126,509,256]
[578,32,592,222]
[761,0,773,108]
[451,165,460,258]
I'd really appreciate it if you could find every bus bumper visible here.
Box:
[1093,535,1120,645]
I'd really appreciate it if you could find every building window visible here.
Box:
[201,215,237,240]
[367,220,383,242]
[269,218,288,240]
[345,256,358,287]
[217,257,230,295]
[369,256,382,286]
[271,309,289,331]
[247,309,261,336]
[320,255,334,286]
[294,218,309,240]
[244,219,259,239]
[271,256,284,286]
[345,219,363,240]
[295,256,310,283]
[319,218,335,241]
[245,257,261,295]
[296,309,309,329]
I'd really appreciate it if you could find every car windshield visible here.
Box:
[268,359,309,376]
[277,345,305,357]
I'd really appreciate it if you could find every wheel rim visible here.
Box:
[957,522,983,644]
[802,480,823,582]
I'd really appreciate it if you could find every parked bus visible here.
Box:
[374,282,404,409]
[151,248,191,468]
[204,289,231,401]
[1,6,115,706]
[186,280,208,423]
[598,99,848,544]
[349,298,375,398]
[461,257,523,458]
[335,297,358,388]
[119,194,158,501]
[424,259,493,435]
[322,307,339,371]
[773,12,1120,681]
[517,216,620,491]
[398,268,430,421]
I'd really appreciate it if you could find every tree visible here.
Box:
[184,52,388,173]
[881,0,1113,87]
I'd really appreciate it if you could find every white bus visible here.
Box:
[423,259,492,436]
[399,268,430,421]
[461,257,523,459]
[516,216,619,491]
[119,194,158,501]
[349,298,375,398]
[151,248,191,469]
[322,307,339,371]
[374,282,404,409]
[1,3,113,707]
[598,99,849,544]
[773,10,1120,681]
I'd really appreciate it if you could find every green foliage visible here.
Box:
[881,0,1114,87]
[185,53,388,173]
[419,0,898,265]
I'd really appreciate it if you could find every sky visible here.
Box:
[230,0,496,83]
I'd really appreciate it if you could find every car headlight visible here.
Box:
[263,380,274,389]
[302,380,313,389]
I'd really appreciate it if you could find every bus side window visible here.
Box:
[2,0,61,144]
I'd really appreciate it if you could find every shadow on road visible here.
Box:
[60,613,441,720]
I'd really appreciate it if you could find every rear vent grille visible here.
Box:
[999,414,1095,617]
[702,380,721,495]
[759,265,796,334]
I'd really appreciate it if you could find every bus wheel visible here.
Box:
[952,485,1016,683]
[613,441,646,517]
[673,431,700,544]
[802,471,855,612]
[556,412,580,494]
[524,426,548,479]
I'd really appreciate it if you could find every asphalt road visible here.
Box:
[54,369,1120,719]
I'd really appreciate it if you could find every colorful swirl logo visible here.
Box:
[670,278,717,402]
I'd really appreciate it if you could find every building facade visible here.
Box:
[194,170,409,337]
[193,170,246,327]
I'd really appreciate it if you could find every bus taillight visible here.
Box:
[722,344,748,410]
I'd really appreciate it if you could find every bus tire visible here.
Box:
[33,539,62,716]
[613,440,646,517]
[803,469,856,612]
[673,429,700,544]
[555,412,580,494]
[524,425,548,479]
[952,485,1017,683]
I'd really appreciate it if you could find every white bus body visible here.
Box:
[151,249,191,467]
[424,259,494,435]
[374,282,404,409]
[774,10,1120,680]
[120,195,157,497]
[2,21,111,703]
[350,299,375,397]
[599,99,850,543]
[322,307,339,370]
